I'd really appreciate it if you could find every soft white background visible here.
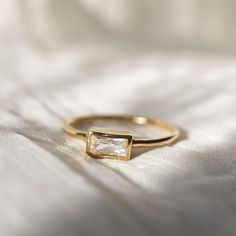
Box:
[0,1,236,236]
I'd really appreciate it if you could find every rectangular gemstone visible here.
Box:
[90,135,128,157]
[86,128,132,160]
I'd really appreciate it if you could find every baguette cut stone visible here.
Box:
[89,135,128,158]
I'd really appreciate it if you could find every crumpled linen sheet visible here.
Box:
[1,48,236,236]
[1,2,236,236]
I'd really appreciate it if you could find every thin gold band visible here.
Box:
[63,115,180,148]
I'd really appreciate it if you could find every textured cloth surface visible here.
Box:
[1,1,236,236]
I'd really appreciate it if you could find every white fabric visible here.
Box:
[1,1,236,236]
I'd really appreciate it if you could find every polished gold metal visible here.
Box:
[63,115,180,160]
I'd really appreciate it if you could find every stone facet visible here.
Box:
[87,129,132,159]
[90,135,128,158]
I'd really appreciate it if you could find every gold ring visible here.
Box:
[63,115,180,160]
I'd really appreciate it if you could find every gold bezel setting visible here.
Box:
[86,127,133,160]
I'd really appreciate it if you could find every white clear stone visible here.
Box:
[90,135,128,157]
